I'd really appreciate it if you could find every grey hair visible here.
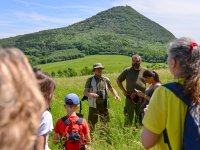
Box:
[132,54,141,61]
[168,37,200,104]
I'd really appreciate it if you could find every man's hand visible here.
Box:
[136,90,145,98]
[144,105,149,113]
[114,95,121,101]
[89,93,99,99]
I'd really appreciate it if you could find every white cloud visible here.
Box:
[0,20,14,27]
[15,12,83,25]
[0,26,55,39]
[14,0,105,14]
[112,0,200,15]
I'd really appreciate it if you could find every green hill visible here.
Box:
[37,55,168,77]
[0,6,175,65]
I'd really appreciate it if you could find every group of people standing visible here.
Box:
[79,37,200,150]
[0,37,199,150]
[83,54,162,132]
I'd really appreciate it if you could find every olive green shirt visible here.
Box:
[117,66,146,94]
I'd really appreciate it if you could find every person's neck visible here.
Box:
[132,66,140,71]
[173,73,183,79]
[95,74,102,78]
[45,103,50,111]
[67,111,77,116]
[134,68,139,71]
[151,80,157,85]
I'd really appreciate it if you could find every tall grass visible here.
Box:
[48,70,173,149]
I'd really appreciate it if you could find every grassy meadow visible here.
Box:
[45,55,173,150]
[37,55,166,75]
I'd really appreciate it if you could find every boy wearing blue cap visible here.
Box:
[53,93,91,150]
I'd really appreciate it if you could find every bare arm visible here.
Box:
[116,79,127,96]
[109,87,121,101]
[35,134,47,150]
[141,127,161,149]
[85,133,91,144]
[53,133,59,145]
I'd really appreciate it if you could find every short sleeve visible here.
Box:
[142,86,167,134]
[117,69,127,82]
[37,111,53,136]
[54,119,62,134]
[104,77,112,88]
[82,119,90,134]
[85,77,92,88]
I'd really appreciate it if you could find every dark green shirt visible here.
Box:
[117,66,146,94]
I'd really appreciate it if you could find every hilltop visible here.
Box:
[0,6,175,65]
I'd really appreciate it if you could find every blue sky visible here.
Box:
[0,0,200,43]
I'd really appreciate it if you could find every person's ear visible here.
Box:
[170,58,176,69]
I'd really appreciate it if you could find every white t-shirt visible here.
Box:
[38,110,53,150]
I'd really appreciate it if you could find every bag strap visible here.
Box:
[61,116,83,126]
[163,82,191,106]
[101,77,108,91]
[76,118,83,125]
[162,82,191,150]
[61,116,71,126]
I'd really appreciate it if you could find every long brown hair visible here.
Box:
[33,68,56,108]
[0,48,45,150]
[168,37,200,104]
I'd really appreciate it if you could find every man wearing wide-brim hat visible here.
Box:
[92,63,104,71]
[84,63,121,131]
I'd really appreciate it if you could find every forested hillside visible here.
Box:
[0,6,175,65]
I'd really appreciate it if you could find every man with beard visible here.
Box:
[117,54,146,127]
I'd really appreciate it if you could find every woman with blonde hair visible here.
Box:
[141,37,200,149]
[0,48,45,150]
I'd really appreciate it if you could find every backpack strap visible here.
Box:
[61,116,71,126]
[90,76,97,92]
[61,116,83,126]
[162,82,191,150]
[163,82,191,106]
[76,118,83,125]
[101,77,108,91]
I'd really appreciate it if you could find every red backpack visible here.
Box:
[61,116,84,150]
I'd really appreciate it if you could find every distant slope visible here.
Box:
[0,6,175,65]
[37,55,132,74]
[37,55,167,77]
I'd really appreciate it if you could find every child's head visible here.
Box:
[33,68,56,109]
[167,37,200,104]
[0,48,45,150]
[64,93,80,112]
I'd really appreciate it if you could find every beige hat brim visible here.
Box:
[92,67,104,71]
